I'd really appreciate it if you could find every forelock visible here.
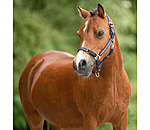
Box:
[89,9,97,17]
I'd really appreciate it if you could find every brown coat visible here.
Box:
[19,4,131,130]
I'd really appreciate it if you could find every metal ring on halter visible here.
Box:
[111,43,114,48]
[95,72,99,77]
[94,54,101,60]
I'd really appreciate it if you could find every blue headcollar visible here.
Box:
[77,15,115,77]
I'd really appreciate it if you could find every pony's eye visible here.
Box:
[96,30,104,38]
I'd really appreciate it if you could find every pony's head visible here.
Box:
[73,4,115,77]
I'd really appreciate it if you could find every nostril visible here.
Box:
[82,60,86,67]
[79,59,87,70]
[73,60,77,71]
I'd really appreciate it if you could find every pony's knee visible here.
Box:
[49,124,63,130]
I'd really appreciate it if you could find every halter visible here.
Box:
[77,15,115,77]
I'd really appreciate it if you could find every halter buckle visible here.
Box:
[85,48,89,52]
[111,38,114,44]
[109,22,113,27]
[94,54,101,60]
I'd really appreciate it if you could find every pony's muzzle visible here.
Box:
[73,58,88,77]
[73,55,95,77]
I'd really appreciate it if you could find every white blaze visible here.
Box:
[82,41,85,47]
[83,20,88,33]
[76,41,86,69]
[75,20,89,69]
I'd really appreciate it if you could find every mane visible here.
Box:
[89,9,97,17]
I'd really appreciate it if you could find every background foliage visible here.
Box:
[13,0,137,129]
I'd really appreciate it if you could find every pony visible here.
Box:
[19,4,131,130]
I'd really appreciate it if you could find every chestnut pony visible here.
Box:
[19,4,131,130]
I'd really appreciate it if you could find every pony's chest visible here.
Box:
[74,70,117,115]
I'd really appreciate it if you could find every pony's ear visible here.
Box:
[97,4,105,18]
[77,6,90,19]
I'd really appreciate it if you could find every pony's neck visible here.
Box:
[100,28,124,74]
[107,29,123,71]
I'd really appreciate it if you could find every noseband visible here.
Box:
[78,15,115,77]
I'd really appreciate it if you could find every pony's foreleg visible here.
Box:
[112,111,128,130]
[83,113,97,130]
[49,124,63,130]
